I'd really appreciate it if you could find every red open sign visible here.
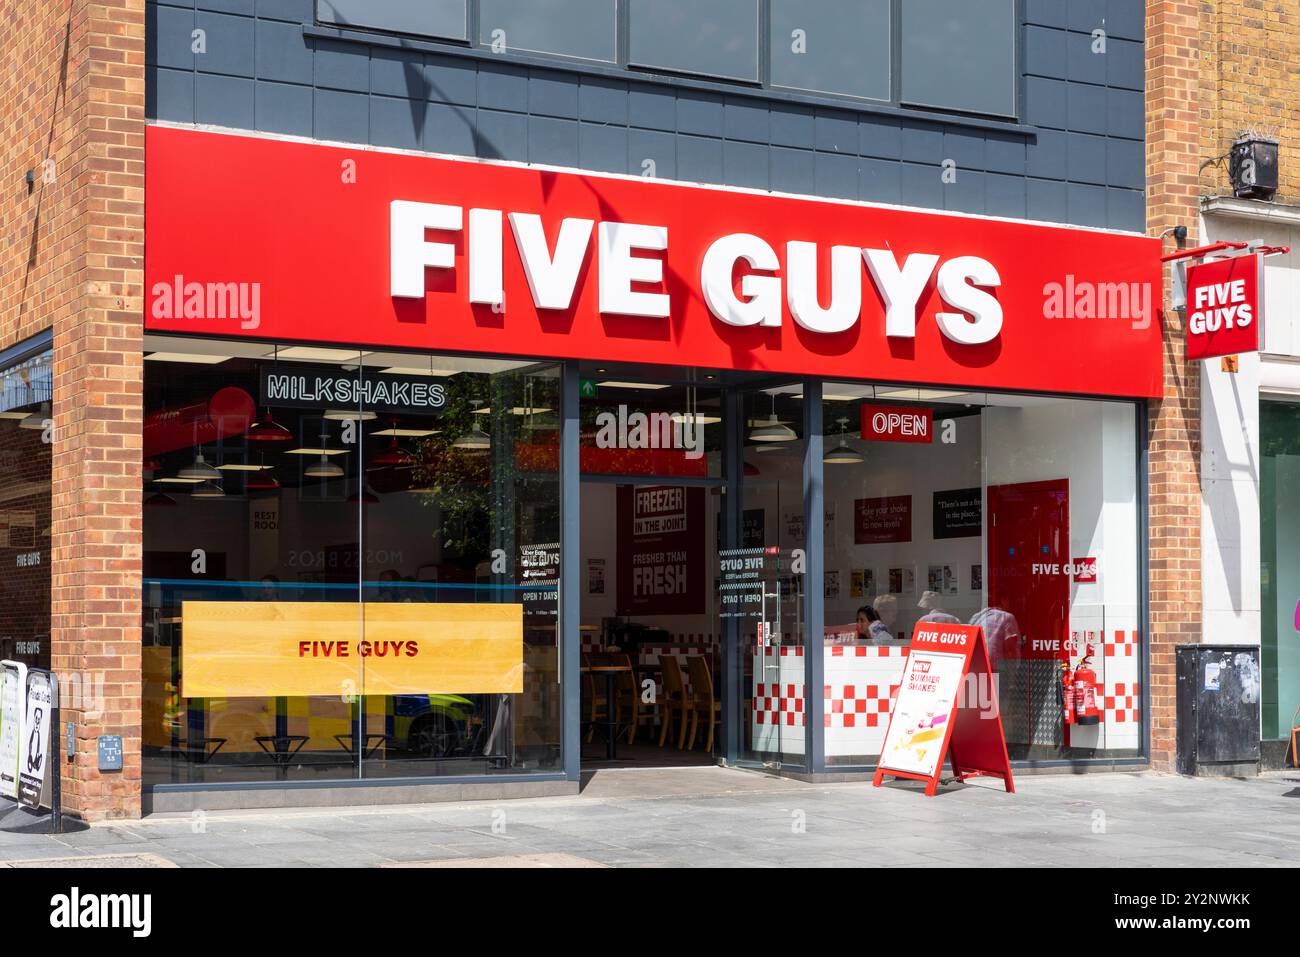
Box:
[860,404,933,443]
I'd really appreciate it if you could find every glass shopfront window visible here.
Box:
[142,338,561,786]
[0,345,53,671]
[817,384,1141,766]
[1261,398,1300,742]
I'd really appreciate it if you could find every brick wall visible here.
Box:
[1145,0,1203,770]
[1198,0,1300,201]
[0,0,145,820]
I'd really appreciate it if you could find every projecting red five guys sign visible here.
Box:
[144,126,1163,398]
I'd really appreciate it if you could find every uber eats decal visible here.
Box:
[617,485,705,616]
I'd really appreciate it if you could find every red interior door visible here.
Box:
[986,480,1070,662]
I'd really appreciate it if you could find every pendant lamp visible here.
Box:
[749,393,797,442]
[453,400,492,450]
[823,417,864,465]
[246,345,293,442]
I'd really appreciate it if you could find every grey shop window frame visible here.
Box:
[0,328,54,371]
[310,0,1024,126]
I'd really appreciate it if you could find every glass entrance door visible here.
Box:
[730,385,807,767]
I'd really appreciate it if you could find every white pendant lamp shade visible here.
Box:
[191,480,225,498]
[823,417,864,465]
[178,450,221,481]
[454,400,492,450]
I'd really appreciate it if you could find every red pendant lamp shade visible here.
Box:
[245,471,281,491]
[246,408,293,442]
[370,436,415,470]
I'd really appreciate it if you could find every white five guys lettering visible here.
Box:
[390,201,1003,345]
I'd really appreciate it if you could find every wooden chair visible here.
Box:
[685,655,721,753]
[658,654,690,749]
[581,653,608,744]
[611,652,657,745]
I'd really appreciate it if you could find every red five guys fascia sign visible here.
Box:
[144,126,1163,399]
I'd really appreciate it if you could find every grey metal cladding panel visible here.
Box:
[426,54,478,106]
[985,173,1027,219]
[150,67,196,123]
[1023,0,1067,29]
[1027,178,1067,223]
[149,3,195,71]
[579,122,628,174]
[199,0,255,15]
[313,36,370,92]
[724,98,769,144]
[579,77,628,125]
[627,83,675,132]
[1022,25,1067,80]
[1066,0,1108,33]
[370,48,428,99]
[943,169,986,216]
[313,87,368,143]
[255,79,313,136]
[475,108,527,161]
[1107,188,1144,232]
[196,72,254,128]
[1105,0,1145,41]
[858,158,901,204]
[769,104,815,149]
[1065,132,1108,186]
[142,2,1144,232]
[371,94,424,149]
[814,151,858,201]
[1026,128,1067,180]
[195,11,255,77]
[528,114,580,167]
[528,73,580,119]
[677,91,725,137]
[770,147,815,195]
[255,17,314,84]
[677,134,724,186]
[423,101,478,155]
[723,139,769,190]
[858,118,901,161]
[628,128,675,179]
[1107,88,1144,140]
[814,111,858,155]
[900,162,944,210]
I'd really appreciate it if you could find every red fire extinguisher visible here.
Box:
[1062,663,1075,725]
[1073,655,1100,725]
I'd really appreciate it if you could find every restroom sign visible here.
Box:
[1185,254,1262,361]
[861,404,932,443]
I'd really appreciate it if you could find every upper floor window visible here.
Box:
[317,0,1017,119]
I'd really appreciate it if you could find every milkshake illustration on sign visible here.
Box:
[892,710,950,762]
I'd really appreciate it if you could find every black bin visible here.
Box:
[1176,645,1262,777]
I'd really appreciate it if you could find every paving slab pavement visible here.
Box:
[3,766,1298,867]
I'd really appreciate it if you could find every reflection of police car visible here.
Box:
[393,693,478,757]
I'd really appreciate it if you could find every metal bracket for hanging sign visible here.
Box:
[1167,239,1290,313]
